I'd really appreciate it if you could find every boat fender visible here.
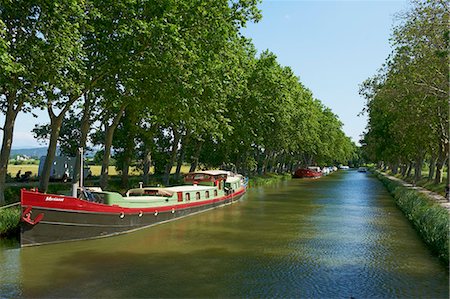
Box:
[138,211,143,217]
[171,208,175,214]
[119,212,125,219]
[154,211,158,216]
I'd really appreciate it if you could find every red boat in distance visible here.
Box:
[293,167,322,178]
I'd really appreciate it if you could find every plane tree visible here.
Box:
[0,0,86,200]
[361,0,448,182]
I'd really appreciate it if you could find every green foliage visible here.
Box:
[33,110,89,157]
[0,207,20,237]
[360,1,448,182]
[248,173,291,188]
[4,187,21,205]
[377,173,449,265]
[9,159,39,165]
[1,0,356,195]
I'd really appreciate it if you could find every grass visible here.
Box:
[7,164,193,177]
[0,207,21,237]
[7,164,121,178]
[248,173,291,187]
[7,164,39,178]
[376,172,449,266]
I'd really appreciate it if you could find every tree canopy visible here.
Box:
[360,0,448,183]
[0,0,355,202]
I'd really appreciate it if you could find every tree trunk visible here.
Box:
[163,128,180,185]
[261,151,271,175]
[142,149,152,185]
[175,134,190,179]
[39,93,81,193]
[434,142,448,185]
[175,148,185,179]
[406,163,413,177]
[73,93,92,186]
[100,105,126,189]
[189,142,203,172]
[414,156,423,182]
[428,156,436,180]
[39,116,64,193]
[0,97,22,205]
[121,144,133,188]
[100,125,115,190]
[391,163,399,175]
[400,164,408,177]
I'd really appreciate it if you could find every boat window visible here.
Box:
[214,190,217,196]
[185,193,190,201]
[194,174,205,180]
[196,192,200,200]
[90,192,105,204]
[144,190,159,195]
[205,191,209,199]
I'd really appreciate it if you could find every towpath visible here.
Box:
[376,171,450,212]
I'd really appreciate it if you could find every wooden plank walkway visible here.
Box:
[377,171,450,212]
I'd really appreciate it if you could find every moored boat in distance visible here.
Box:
[20,170,247,247]
[357,167,368,172]
[293,167,323,178]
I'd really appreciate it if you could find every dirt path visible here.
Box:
[377,171,450,212]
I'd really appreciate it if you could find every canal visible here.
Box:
[1,170,448,298]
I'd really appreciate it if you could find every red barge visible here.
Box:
[20,170,247,247]
[292,167,323,178]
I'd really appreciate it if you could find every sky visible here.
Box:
[4,0,408,149]
[241,0,408,145]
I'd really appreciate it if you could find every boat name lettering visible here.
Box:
[45,196,64,202]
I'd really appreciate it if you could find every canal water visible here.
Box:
[1,170,448,298]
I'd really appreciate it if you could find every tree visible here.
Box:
[360,0,449,182]
[0,0,85,201]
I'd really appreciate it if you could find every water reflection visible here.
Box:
[1,170,448,298]
[0,242,21,299]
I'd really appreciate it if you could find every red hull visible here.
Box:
[292,168,322,178]
[20,188,245,247]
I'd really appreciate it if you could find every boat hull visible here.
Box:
[21,189,245,247]
[292,168,322,178]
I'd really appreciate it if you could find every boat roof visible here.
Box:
[126,187,174,196]
[127,185,215,196]
[226,176,241,183]
[187,170,229,176]
[165,185,215,192]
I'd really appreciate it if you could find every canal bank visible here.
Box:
[374,170,449,266]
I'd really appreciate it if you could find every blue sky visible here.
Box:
[6,0,408,149]
[241,0,408,145]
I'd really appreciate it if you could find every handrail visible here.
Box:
[0,202,20,209]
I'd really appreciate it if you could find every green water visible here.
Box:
[1,171,448,298]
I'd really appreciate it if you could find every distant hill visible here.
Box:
[10,147,96,159]
[10,147,50,159]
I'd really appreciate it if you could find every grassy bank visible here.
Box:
[0,206,20,237]
[248,173,291,187]
[376,172,449,266]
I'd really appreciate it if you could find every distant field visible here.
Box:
[8,165,126,177]
[8,164,192,177]
[8,165,39,178]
